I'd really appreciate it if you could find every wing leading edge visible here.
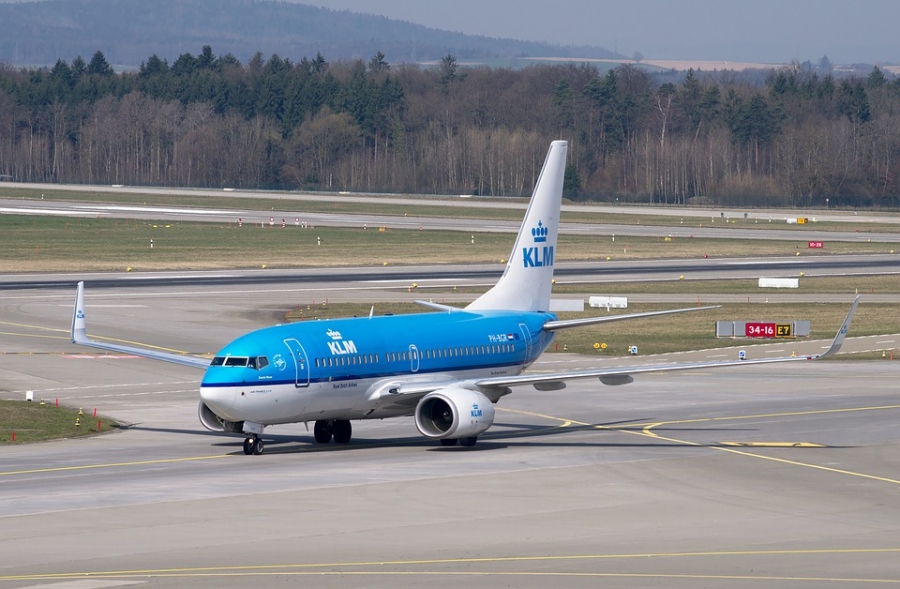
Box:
[71,282,211,369]
[474,296,862,391]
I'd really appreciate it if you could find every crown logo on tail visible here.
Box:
[531,221,548,243]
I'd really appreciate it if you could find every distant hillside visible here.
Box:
[0,0,622,68]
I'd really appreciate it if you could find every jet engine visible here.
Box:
[415,387,495,440]
[198,401,244,433]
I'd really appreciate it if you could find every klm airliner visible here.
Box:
[71,141,860,455]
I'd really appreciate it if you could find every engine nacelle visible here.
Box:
[198,401,244,433]
[415,387,495,440]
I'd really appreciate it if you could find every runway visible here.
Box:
[1,281,899,587]
[3,252,900,293]
[3,196,900,243]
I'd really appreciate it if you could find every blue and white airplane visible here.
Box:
[71,141,860,455]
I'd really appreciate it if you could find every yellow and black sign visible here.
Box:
[797,217,808,224]
[776,324,792,338]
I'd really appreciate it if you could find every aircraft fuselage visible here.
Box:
[199,310,556,425]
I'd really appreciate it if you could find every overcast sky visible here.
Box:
[302,0,898,64]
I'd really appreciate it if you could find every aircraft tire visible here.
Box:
[313,420,333,443]
[333,420,352,444]
[243,438,253,455]
[440,438,458,446]
[459,436,477,447]
[254,439,265,455]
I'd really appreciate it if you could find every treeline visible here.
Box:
[1,47,899,208]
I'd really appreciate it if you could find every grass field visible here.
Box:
[1,215,897,273]
[0,400,118,445]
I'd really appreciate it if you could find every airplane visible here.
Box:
[71,140,861,455]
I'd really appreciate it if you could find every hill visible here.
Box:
[0,0,622,68]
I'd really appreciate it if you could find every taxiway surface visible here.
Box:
[1,281,899,587]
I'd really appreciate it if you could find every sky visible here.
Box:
[302,0,899,65]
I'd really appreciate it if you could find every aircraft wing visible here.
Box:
[71,282,211,369]
[475,296,861,391]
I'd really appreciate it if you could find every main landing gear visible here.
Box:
[440,436,478,447]
[313,419,352,444]
[242,435,264,455]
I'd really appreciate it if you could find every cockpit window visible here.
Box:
[211,356,268,369]
[247,356,269,370]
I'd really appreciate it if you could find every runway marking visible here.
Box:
[0,331,68,340]
[3,548,900,583]
[0,454,232,477]
[721,441,824,448]
[14,581,145,588]
[11,381,190,394]
[505,404,900,487]
[631,407,900,486]
[0,319,193,356]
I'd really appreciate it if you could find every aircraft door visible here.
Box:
[519,323,534,363]
[283,338,310,388]
[409,344,420,373]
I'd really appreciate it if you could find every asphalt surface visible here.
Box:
[3,196,900,243]
[1,189,899,587]
[1,278,900,588]
[2,253,900,293]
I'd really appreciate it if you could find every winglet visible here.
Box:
[71,281,87,344]
[816,295,860,359]
[68,281,211,369]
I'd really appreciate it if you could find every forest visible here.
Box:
[1,47,899,208]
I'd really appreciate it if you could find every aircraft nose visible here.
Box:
[200,385,235,416]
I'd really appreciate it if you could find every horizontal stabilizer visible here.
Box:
[542,305,720,331]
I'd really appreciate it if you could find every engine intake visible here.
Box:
[415,387,495,440]
[198,401,244,433]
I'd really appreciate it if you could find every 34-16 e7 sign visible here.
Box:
[745,322,793,338]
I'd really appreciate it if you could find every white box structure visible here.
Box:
[758,277,799,288]
[589,296,628,309]
[549,299,585,312]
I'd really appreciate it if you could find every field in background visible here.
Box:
[284,301,895,358]
[1,215,897,273]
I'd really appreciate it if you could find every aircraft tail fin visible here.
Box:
[467,140,568,312]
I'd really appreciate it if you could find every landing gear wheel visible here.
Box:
[459,436,478,447]
[332,420,352,444]
[440,438,458,447]
[314,420,333,443]
[243,436,264,455]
